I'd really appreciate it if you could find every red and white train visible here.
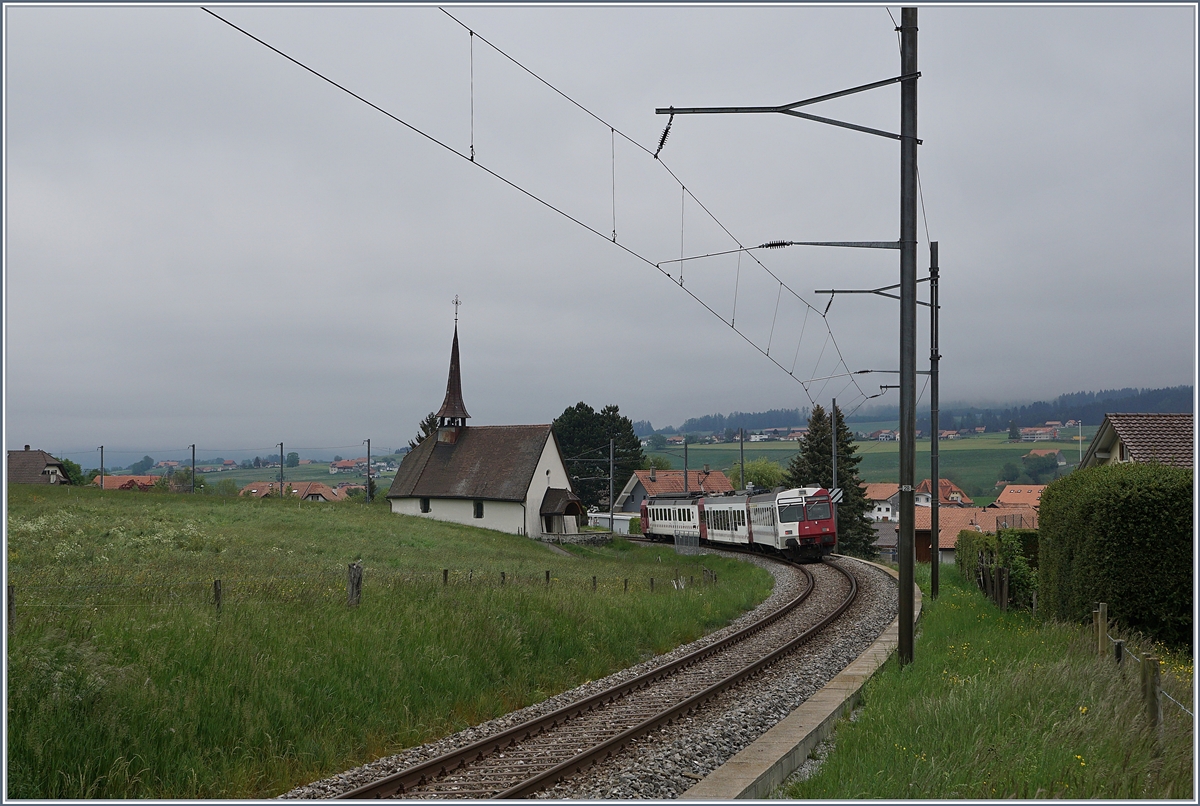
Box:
[639,486,837,561]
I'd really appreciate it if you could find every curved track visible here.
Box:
[338,555,856,800]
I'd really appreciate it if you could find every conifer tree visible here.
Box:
[784,404,876,557]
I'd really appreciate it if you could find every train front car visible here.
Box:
[773,487,837,561]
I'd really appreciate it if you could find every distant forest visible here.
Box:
[639,386,1192,436]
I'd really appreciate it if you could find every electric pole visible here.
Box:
[897,6,918,666]
[190,444,196,494]
[278,443,284,497]
[99,446,104,490]
[656,7,920,663]
[364,438,372,503]
[929,241,940,598]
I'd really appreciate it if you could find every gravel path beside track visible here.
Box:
[281,552,895,800]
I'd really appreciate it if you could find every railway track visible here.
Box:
[337,555,857,800]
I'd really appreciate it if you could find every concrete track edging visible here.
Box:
[682,555,921,800]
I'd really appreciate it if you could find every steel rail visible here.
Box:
[337,557,815,799]
[495,557,857,798]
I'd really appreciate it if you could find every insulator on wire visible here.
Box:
[654,112,674,159]
[759,240,791,250]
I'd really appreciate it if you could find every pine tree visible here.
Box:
[784,404,876,557]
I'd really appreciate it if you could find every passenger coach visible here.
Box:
[640,486,837,561]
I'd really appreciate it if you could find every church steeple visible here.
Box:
[435,297,469,437]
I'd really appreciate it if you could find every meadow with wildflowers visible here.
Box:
[782,563,1193,799]
[6,485,771,798]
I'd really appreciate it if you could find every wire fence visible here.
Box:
[6,564,721,621]
[1090,603,1192,742]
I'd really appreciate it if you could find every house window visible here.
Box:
[420,498,430,513]
[473,500,484,518]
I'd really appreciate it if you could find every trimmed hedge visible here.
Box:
[1039,462,1193,648]
[955,527,1038,609]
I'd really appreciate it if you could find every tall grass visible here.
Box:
[783,564,1193,799]
[6,486,771,798]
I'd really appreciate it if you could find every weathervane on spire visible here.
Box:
[453,295,461,324]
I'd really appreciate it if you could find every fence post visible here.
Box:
[1098,602,1108,657]
[650,577,654,592]
[1142,653,1163,748]
[443,569,448,586]
[1114,639,1125,666]
[501,571,506,586]
[7,585,13,628]
[1092,609,1100,651]
[213,579,222,613]
[347,561,363,607]
[592,576,597,591]
[546,570,550,586]
[624,578,628,593]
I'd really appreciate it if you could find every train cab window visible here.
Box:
[777,503,806,523]
[806,501,832,521]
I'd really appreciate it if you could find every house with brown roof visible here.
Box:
[1080,413,1193,469]
[7,446,71,485]
[386,323,583,539]
[914,478,973,507]
[614,468,735,513]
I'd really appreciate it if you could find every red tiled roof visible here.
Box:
[1024,449,1060,458]
[93,475,158,490]
[915,478,974,506]
[635,469,735,496]
[861,482,900,502]
[240,481,344,500]
[994,484,1047,508]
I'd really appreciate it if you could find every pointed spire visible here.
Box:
[436,322,470,425]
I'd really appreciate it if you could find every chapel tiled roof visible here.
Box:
[386,425,558,502]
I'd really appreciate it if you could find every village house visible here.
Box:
[914,478,973,507]
[1079,412,1193,469]
[614,468,735,513]
[861,482,901,522]
[1019,426,1058,442]
[7,446,71,485]
[386,322,584,539]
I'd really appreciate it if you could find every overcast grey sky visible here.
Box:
[4,4,1196,463]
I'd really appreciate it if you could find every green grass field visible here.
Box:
[783,563,1192,798]
[649,432,1091,498]
[6,486,770,798]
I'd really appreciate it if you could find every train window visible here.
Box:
[807,502,832,521]
[778,503,806,523]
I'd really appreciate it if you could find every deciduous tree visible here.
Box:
[553,402,645,510]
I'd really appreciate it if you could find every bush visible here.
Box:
[628,516,641,534]
[955,528,1037,609]
[1039,463,1192,648]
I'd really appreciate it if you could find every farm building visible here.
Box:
[386,323,584,539]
